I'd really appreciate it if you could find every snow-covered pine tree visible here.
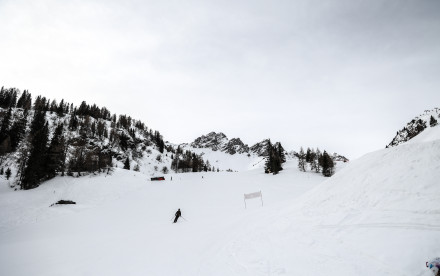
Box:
[298,147,306,172]
[430,115,438,127]
[311,148,321,173]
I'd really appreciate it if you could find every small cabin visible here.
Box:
[151,176,165,181]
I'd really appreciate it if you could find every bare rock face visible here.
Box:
[191,132,228,151]
[191,132,251,155]
[250,139,270,156]
[223,138,249,155]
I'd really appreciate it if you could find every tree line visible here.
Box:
[264,140,286,174]
[170,146,215,173]
[296,147,335,177]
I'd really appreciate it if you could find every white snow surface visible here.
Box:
[1,127,440,276]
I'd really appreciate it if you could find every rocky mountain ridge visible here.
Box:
[189,131,270,156]
[386,108,439,148]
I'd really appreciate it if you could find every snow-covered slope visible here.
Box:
[387,108,440,147]
[0,124,438,276]
[184,146,264,171]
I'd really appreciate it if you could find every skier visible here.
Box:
[427,258,440,276]
[173,208,181,223]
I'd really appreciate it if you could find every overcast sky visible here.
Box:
[1,0,439,159]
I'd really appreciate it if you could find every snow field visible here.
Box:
[1,125,439,275]
[0,162,323,276]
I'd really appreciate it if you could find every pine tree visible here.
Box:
[20,121,49,189]
[29,110,46,136]
[158,138,165,153]
[0,107,12,141]
[311,148,321,173]
[91,121,96,137]
[9,116,27,151]
[306,147,312,163]
[430,115,438,127]
[297,147,306,172]
[264,140,284,174]
[123,157,130,170]
[69,112,79,131]
[57,99,65,116]
[45,124,66,178]
[321,150,334,177]
[0,167,3,175]
[5,168,11,180]
[264,140,274,174]
[277,142,286,163]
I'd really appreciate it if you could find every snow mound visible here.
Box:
[213,126,440,276]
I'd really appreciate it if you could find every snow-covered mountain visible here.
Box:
[190,132,229,151]
[386,107,440,147]
[189,131,269,156]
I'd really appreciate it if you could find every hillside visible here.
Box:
[0,88,268,190]
[386,108,440,148]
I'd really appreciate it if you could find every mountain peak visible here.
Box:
[191,132,229,151]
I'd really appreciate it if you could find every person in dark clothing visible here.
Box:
[174,208,181,223]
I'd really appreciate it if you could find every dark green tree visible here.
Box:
[264,140,274,174]
[123,157,130,170]
[305,147,312,163]
[430,115,438,127]
[57,99,65,116]
[5,168,11,180]
[277,142,286,163]
[298,147,306,172]
[45,124,66,178]
[0,108,13,155]
[264,140,283,174]
[9,116,27,151]
[310,148,321,173]
[0,107,12,140]
[20,121,49,189]
[320,151,334,177]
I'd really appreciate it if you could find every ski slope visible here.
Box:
[1,127,439,276]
